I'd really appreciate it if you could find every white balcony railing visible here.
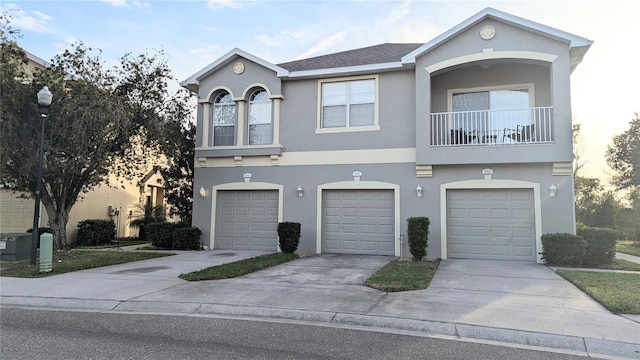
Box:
[430,106,554,147]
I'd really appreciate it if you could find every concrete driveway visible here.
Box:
[369,259,640,344]
[132,254,395,314]
[2,252,638,357]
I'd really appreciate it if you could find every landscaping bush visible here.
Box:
[146,222,180,249]
[540,233,585,266]
[76,220,116,246]
[26,227,53,235]
[576,223,621,266]
[174,227,202,250]
[407,217,429,261]
[277,222,300,254]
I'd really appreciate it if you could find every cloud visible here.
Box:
[2,3,55,33]
[189,46,222,62]
[255,30,312,47]
[101,0,150,9]
[207,0,243,11]
[296,31,348,59]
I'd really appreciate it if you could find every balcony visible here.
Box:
[430,106,554,147]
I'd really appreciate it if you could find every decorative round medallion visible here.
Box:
[480,25,496,40]
[233,61,245,74]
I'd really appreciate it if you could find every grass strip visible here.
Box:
[557,270,640,314]
[365,259,439,292]
[614,259,640,271]
[179,252,298,281]
[616,241,640,257]
[0,250,173,278]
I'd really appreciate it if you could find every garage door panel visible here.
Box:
[447,189,536,261]
[322,190,395,256]
[489,208,509,219]
[215,190,278,251]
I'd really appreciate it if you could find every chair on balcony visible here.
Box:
[450,128,476,144]
[503,124,535,143]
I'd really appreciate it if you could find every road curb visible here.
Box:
[6,298,636,359]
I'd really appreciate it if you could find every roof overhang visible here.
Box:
[401,7,593,70]
[180,48,289,92]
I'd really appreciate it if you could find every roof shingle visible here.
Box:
[277,43,423,72]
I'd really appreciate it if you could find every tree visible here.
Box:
[572,122,585,176]
[606,113,640,204]
[159,121,195,225]
[0,15,192,249]
[129,202,165,241]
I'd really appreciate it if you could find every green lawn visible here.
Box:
[0,250,173,278]
[364,259,439,292]
[557,270,640,314]
[179,252,298,281]
[616,241,640,257]
[614,259,640,271]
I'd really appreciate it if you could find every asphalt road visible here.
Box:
[1,308,588,360]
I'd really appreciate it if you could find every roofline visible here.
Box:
[283,61,408,79]
[180,48,289,92]
[23,49,50,68]
[401,7,593,64]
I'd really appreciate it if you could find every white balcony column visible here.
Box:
[272,97,282,145]
[236,100,246,146]
[200,101,211,147]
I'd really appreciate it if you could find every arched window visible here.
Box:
[247,89,272,145]
[212,91,236,146]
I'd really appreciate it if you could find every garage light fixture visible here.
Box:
[549,184,557,198]
[416,185,423,198]
[297,186,304,198]
[199,186,206,198]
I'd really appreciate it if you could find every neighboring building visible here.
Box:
[0,50,168,242]
[182,8,592,262]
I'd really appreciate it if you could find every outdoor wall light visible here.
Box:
[549,184,557,198]
[199,186,206,198]
[416,185,423,198]
[297,186,304,198]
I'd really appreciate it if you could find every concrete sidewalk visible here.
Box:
[1,251,639,359]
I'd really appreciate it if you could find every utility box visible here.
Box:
[0,233,32,261]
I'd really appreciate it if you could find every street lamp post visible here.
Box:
[30,86,53,265]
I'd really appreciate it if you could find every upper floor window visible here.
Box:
[212,91,236,146]
[320,78,376,129]
[248,89,272,145]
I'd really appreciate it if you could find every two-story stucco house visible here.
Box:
[182,8,592,263]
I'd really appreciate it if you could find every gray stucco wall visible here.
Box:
[279,71,416,152]
[193,161,575,258]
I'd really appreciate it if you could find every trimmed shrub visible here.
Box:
[407,217,430,261]
[76,220,116,246]
[174,227,202,250]
[147,222,179,249]
[278,222,301,254]
[540,233,585,266]
[576,223,621,266]
[26,227,53,235]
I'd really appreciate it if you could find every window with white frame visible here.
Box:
[321,78,375,129]
[450,86,532,134]
[248,89,272,145]
[212,91,236,146]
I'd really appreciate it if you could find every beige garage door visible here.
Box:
[447,189,536,261]
[323,190,395,255]
[215,190,278,251]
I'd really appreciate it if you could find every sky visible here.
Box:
[2,0,639,185]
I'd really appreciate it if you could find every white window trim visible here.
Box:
[447,83,535,112]
[316,75,380,134]
[212,91,237,147]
